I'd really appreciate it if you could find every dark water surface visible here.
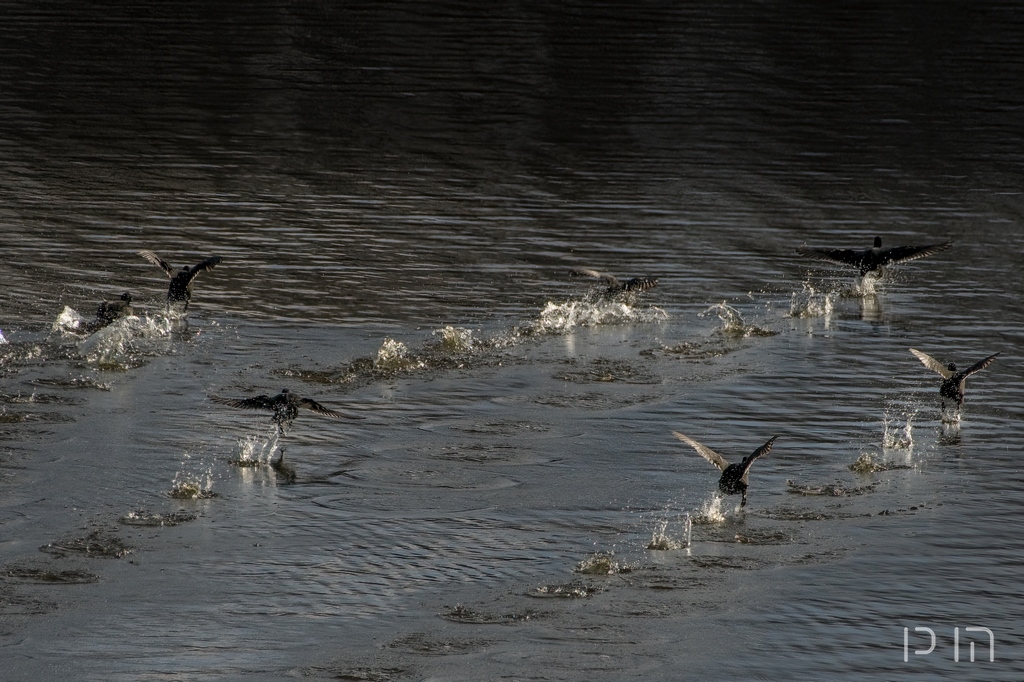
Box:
[1,3,1023,680]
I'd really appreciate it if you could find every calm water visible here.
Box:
[2,3,1023,680]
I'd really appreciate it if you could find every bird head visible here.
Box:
[947,362,957,372]
[120,292,132,302]
[873,236,882,248]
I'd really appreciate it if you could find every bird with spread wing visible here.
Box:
[797,236,951,276]
[139,250,223,311]
[672,431,777,507]
[909,348,999,410]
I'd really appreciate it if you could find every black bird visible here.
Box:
[797,236,951,276]
[672,432,777,507]
[909,348,999,410]
[92,292,134,327]
[209,388,364,435]
[139,250,223,311]
[569,269,658,296]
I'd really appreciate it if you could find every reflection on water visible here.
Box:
[1,2,1023,680]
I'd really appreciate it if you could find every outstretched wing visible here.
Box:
[796,247,865,269]
[138,250,175,278]
[909,348,953,379]
[187,256,224,282]
[619,277,658,292]
[297,397,365,419]
[880,241,952,266]
[672,431,730,472]
[742,436,777,466]
[569,268,621,288]
[962,352,999,378]
[209,394,277,412]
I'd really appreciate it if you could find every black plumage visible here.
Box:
[673,432,777,507]
[95,292,133,324]
[909,349,999,410]
[797,236,951,276]
[209,388,363,434]
[139,250,223,310]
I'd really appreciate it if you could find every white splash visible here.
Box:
[52,306,84,334]
[77,314,174,366]
[789,282,836,319]
[534,299,667,334]
[373,337,426,372]
[647,513,692,550]
[699,302,776,338]
[882,408,916,451]
[431,325,476,353]
[693,496,728,524]
[233,429,281,466]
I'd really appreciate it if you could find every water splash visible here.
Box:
[699,302,777,338]
[647,513,692,550]
[574,552,633,575]
[52,306,84,334]
[231,429,281,467]
[849,452,913,474]
[373,338,426,373]
[692,496,729,524]
[170,452,215,499]
[430,325,477,353]
[534,299,667,334]
[789,282,836,319]
[882,408,916,451]
[844,273,881,297]
[0,329,7,345]
[77,314,175,368]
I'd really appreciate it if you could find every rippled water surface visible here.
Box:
[2,3,1023,680]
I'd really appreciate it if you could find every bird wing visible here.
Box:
[569,268,621,287]
[909,348,953,379]
[743,436,777,466]
[620,277,658,292]
[209,394,277,412]
[796,247,868,269]
[187,256,224,281]
[879,241,952,266]
[138,250,176,278]
[297,397,365,419]
[672,431,729,472]
[962,352,999,378]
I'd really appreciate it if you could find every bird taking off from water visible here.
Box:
[569,269,658,296]
[209,388,364,435]
[139,250,223,311]
[909,348,999,410]
[95,292,133,323]
[82,292,134,333]
[797,236,951,276]
[672,432,777,507]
